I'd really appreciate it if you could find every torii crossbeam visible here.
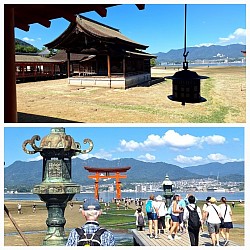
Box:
[84,166,131,200]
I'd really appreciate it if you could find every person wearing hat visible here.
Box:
[155,195,168,234]
[66,198,115,246]
[204,197,222,246]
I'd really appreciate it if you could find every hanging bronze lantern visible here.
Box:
[166,66,208,106]
[166,5,209,106]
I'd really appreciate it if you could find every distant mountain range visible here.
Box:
[155,44,246,63]
[4,157,244,190]
[15,38,36,47]
[15,38,245,64]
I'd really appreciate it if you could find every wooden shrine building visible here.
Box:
[5,4,145,122]
[15,53,63,81]
[84,166,131,200]
[45,15,156,89]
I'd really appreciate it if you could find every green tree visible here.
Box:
[150,58,157,67]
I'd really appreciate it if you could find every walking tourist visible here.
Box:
[134,207,145,231]
[232,201,235,208]
[168,194,183,240]
[183,195,202,246]
[66,198,115,246]
[155,195,168,234]
[178,194,189,233]
[32,203,36,213]
[17,203,22,214]
[145,194,159,239]
[202,196,211,232]
[124,199,128,210]
[203,197,222,246]
[219,197,233,246]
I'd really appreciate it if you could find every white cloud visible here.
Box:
[26,155,43,162]
[208,153,227,161]
[193,28,246,48]
[194,43,214,47]
[218,28,246,45]
[119,139,142,151]
[207,153,243,164]
[119,130,226,152]
[201,135,226,145]
[175,153,243,166]
[175,155,203,164]
[162,130,200,148]
[138,153,156,162]
[76,149,113,160]
[233,138,240,142]
[22,37,35,43]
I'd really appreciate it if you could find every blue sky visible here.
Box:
[4,127,244,168]
[14,4,246,53]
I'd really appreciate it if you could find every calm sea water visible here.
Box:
[160,62,246,67]
[4,191,244,202]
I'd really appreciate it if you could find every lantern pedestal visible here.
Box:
[33,181,80,245]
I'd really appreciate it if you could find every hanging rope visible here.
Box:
[183,4,189,69]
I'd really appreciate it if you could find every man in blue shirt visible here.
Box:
[66,198,115,246]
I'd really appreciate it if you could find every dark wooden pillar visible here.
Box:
[107,55,111,77]
[123,57,126,77]
[4,6,17,122]
[67,52,70,77]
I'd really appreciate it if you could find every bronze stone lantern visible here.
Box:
[166,5,209,106]
[22,127,93,246]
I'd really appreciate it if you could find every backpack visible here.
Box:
[145,200,153,213]
[76,227,107,246]
[167,205,172,215]
[186,205,201,230]
[137,213,145,226]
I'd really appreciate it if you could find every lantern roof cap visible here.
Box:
[23,127,93,155]
[166,69,209,80]
[40,127,80,150]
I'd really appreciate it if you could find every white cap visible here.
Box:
[156,195,163,201]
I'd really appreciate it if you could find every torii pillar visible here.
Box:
[84,166,131,200]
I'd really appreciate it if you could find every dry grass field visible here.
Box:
[16,66,246,123]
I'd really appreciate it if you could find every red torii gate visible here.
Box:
[84,166,131,200]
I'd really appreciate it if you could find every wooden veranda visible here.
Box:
[131,229,239,246]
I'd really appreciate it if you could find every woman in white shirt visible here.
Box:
[219,197,233,246]
[154,195,168,234]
